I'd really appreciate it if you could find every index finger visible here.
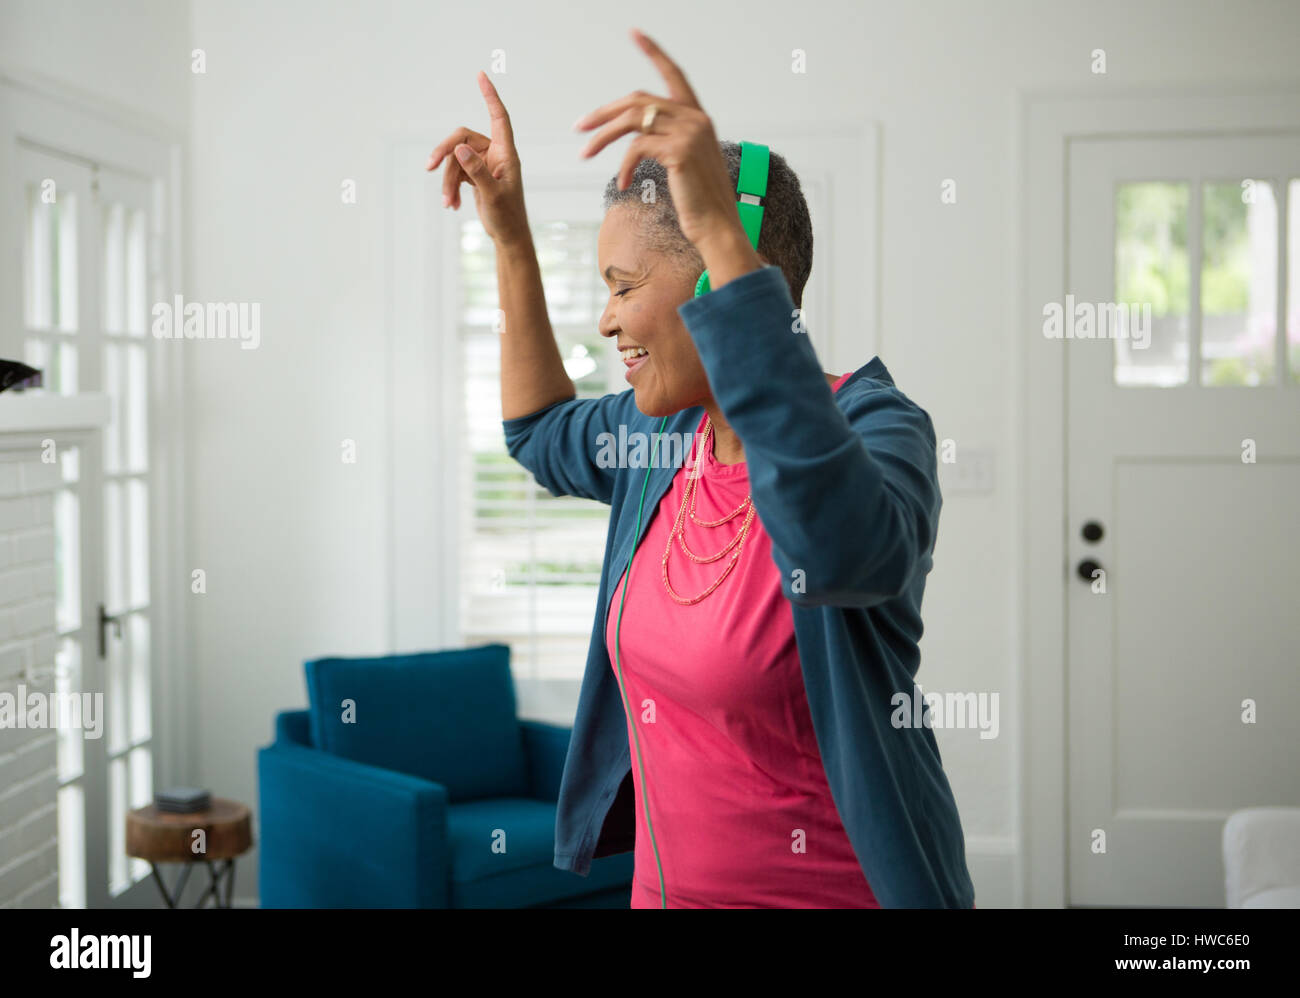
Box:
[477,70,516,151]
[629,27,701,109]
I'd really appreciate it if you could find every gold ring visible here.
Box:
[641,104,659,133]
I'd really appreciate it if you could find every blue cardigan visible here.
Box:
[502,264,975,908]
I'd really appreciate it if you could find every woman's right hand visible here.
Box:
[426,71,530,246]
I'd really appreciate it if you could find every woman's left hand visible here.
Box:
[574,28,745,252]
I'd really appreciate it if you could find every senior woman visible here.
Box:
[427,28,975,909]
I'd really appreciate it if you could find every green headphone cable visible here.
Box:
[611,415,669,908]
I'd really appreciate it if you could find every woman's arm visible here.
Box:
[427,73,576,421]
[495,236,640,505]
[430,75,631,499]
[677,265,940,608]
[502,388,642,506]
[496,234,578,420]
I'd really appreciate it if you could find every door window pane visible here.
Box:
[56,342,78,394]
[55,638,84,781]
[1201,180,1277,385]
[24,184,76,331]
[54,488,81,632]
[1115,182,1190,386]
[105,622,127,757]
[108,756,126,893]
[103,203,125,335]
[126,345,149,471]
[103,343,123,473]
[61,446,79,484]
[1289,179,1300,383]
[57,193,78,333]
[129,745,152,809]
[129,614,151,744]
[104,479,125,614]
[25,185,51,330]
[57,784,85,908]
[128,478,149,605]
[127,209,147,336]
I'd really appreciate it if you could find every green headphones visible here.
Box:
[614,140,770,908]
[693,140,770,297]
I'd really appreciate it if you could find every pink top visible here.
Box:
[604,371,880,908]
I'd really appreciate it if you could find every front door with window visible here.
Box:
[1066,133,1300,906]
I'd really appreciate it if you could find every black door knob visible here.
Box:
[1081,521,1104,542]
[1077,559,1103,582]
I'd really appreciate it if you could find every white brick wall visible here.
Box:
[0,451,60,908]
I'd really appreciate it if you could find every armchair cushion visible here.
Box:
[305,643,530,802]
[445,797,635,908]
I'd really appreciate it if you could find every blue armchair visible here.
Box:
[257,643,633,908]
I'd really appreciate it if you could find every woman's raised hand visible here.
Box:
[426,71,529,245]
[573,28,740,253]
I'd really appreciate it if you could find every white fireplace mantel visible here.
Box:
[0,392,111,435]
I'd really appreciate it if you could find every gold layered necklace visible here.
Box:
[661,416,756,605]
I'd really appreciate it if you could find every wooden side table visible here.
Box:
[126,798,253,908]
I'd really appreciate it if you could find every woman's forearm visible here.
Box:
[497,236,577,421]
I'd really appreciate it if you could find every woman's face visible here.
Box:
[597,203,714,418]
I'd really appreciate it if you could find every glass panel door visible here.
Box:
[16,146,158,906]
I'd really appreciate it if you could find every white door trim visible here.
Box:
[1021,87,1300,908]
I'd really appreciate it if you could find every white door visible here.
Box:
[16,144,159,907]
[1067,134,1300,906]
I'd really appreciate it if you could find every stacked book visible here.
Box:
[154,788,211,814]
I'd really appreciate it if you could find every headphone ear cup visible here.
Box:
[694,270,710,298]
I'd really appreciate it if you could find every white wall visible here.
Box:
[0,0,189,131]
[11,0,1300,907]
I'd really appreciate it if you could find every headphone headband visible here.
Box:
[694,140,770,298]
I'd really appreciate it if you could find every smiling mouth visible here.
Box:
[623,349,649,380]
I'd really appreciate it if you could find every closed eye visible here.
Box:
[614,287,631,297]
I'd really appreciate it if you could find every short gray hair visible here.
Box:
[601,141,814,308]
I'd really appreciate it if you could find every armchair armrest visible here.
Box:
[1223,807,1300,908]
[519,719,572,802]
[258,742,451,907]
[274,708,312,747]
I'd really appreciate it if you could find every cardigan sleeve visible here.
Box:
[676,265,940,608]
[501,390,643,505]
